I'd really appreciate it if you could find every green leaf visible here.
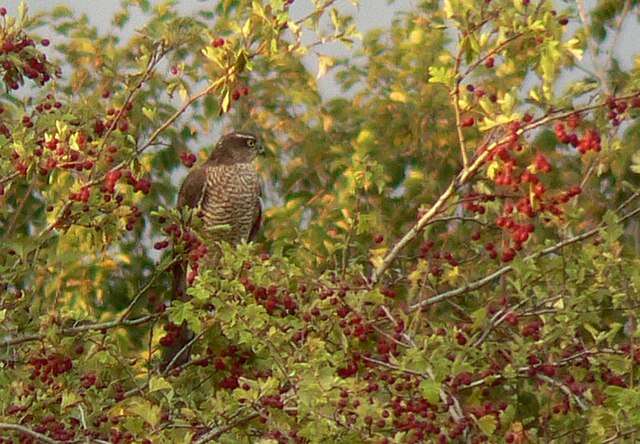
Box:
[428,66,455,86]
[61,391,80,409]
[477,415,497,436]
[51,5,73,18]
[149,376,173,393]
[142,106,156,121]
[129,399,161,427]
[317,55,334,79]
[221,89,231,114]
[419,379,441,404]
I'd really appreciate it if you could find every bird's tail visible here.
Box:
[171,257,187,301]
[161,257,193,372]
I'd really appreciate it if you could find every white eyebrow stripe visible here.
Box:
[233,134,256,140]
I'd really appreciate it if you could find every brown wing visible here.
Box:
[177,165,207,209]
[248,196,262,241]
[248,180,262,241]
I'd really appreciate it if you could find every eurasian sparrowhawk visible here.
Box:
[164,132,263,370]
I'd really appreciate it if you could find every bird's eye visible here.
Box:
[247,139,256,148]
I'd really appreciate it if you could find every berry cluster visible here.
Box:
[240,278,299,316]
[28,354,73,384]
[232,85,250,101]
[606,96,640,126]
[159,322,185,348]
[459,115,589,263]
[418,241,460,276]
[0,28,57,89]
[29,416,77,442]
[554,115,602,155]
[160,223,208,285]
[180,151,197,167]
[211,37,225,48]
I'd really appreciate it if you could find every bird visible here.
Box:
[162,131,264,371]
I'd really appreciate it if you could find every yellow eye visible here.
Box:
[247,139,256,148]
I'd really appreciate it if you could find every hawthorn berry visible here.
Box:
[461,116,475,127]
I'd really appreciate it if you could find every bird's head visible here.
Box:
[208,132,264,165]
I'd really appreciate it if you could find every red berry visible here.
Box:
[461,116,475,127]
[0,8,6,16]
[180,152,197,168]
[505,312,519,326]
[484,57,495,68]
[41,39,50,47]
[501,248,516,262]
[534,153,551,173]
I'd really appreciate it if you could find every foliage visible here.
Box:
[1,0,640,442]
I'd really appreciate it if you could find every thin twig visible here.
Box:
[460,32,525,79]
[1,314,158,347]
[161,329,207,376]
[193,412,260,444]
[452,34,469,169]
[409,203,640,311]
[576,0,609,94]
[603,428,639,443]
[0,423,62,444]
[536,374,587,411]
[119,256,179,322]
[0,171,19,186]
[2,180,34,240]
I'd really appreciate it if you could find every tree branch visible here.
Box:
[0,423,62,444]
[1,314,159,348]
[193,412,260,444]
[409,203,640,312]
[38,44,166,238]
[370,92,640,284]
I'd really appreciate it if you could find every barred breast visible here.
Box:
[201,162,260,251]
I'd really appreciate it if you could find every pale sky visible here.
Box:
[4,1,639,95]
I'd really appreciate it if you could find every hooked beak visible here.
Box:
[257,142,266,155]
